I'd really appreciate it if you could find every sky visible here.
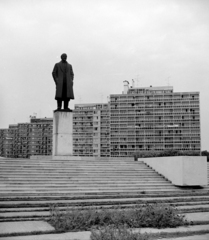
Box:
[0,0,209,149]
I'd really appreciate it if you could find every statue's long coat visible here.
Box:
[52,61,74,100]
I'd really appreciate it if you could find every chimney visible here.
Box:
[123,80,129,94]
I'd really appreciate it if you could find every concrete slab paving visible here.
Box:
[1,224,209,240]
[161,234,209,240]
[185,212,209,222]
[0,221,54,234]
[0,231,91,240]
[139,224,209,234]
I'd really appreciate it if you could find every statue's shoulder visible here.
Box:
[66,63,72,69]
[54,61,62,68]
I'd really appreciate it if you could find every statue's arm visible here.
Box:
[52,64,58,84]
[71,65,74,81]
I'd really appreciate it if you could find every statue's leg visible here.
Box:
[57,100,62,109]
[64,100,69,109]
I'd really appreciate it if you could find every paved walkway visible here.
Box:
[163,234,209,240]
[1,224,209,240]
[185,212,209,222]
[0,221,54,235]
[0,231,90,240]
[140,224,209,234]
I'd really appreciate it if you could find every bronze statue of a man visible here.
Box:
[52,53,74,111]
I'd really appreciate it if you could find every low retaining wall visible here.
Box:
[30,155,98,160]
[53,156,133,160]
[30,155,133,161]
[141,156,207,186]
[53,156,97,160]
[30,155,52,160]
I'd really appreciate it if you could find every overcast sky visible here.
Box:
[0,0,209,150]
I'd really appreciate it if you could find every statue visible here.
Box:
[52,53,74,112]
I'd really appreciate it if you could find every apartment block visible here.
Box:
[16,123,30,158]
[109,83,200,157]
[0,129,9,157]
[8,125,18,158]
[0,129,6,157]
[0,129,4,156]
[73,103,110,157]
[28,118,53,157]
[0,125,18,158]
[0,117,53,158]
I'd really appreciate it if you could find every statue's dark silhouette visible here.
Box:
[52,53,74,112]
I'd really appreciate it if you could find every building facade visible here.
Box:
[28,118,53,157]
[73,103,110,157]
[0,125,18,158]
[0,84,201,158]
[0,117,53,158]
[109,84,200,157]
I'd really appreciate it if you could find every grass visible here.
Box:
[48,203,190,232]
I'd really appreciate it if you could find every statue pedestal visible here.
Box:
[53,111,73,156]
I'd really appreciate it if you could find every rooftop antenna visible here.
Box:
[132,79,135,88]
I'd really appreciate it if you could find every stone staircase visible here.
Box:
[0,157,208,222]
[0,157,183,198]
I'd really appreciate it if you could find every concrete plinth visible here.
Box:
[142,156,208,186]
[53,111,73,156]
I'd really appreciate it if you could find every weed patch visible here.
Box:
[90,225,149,240]
[48,203,190,231]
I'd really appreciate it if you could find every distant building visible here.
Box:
[73,84,200,157]
[73,103,110,157]
[109,83,200,157]
[0,129,5,156]
[8,125,18,158]
[0,117,53,158]
[28,118,53,157]
[0,125,18,158]
[0,83,201,158]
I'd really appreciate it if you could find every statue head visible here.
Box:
[61,53,67,62]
